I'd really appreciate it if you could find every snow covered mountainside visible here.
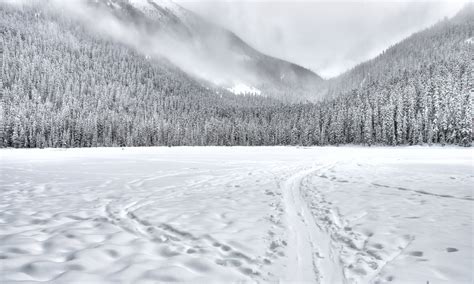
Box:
[90,0,323,100]
[317,3,474,99]
[1,147,472,283]
[1,3,472,148]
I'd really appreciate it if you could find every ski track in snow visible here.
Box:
[1,147,472,283]
[281,166,320,282]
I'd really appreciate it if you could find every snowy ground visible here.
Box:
[1,147,472,283]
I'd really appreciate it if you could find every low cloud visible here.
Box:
[5,0,466,81]
[7,0,261,88]
[179,0,467,78]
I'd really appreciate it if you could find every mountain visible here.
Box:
[311,3,472,145]
[1,2,471,148]
[89,0,323,101]
[317,3,473,99]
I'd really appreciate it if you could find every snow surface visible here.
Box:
[1,147,472,283]
[227,83,262,96]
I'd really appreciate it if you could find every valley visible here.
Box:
[0,2,472,282]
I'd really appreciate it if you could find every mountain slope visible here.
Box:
[318,3,473,99]
[1,2,471,148]
[92,0,323,101]
[311,4,472,145]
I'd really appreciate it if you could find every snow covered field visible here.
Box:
[1,147,472,283]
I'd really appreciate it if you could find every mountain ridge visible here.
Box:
[92,0,323,100]
[317,3,473,99]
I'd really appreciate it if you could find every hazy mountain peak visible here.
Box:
[90,0,323,101]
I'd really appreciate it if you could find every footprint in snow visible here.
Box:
[373,243,383,250]
[408,251,423,257]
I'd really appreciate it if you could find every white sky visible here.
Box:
[177,0,468,78]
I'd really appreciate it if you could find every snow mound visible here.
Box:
[227,83,262,96]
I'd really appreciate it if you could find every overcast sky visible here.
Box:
[177,0,467,78]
